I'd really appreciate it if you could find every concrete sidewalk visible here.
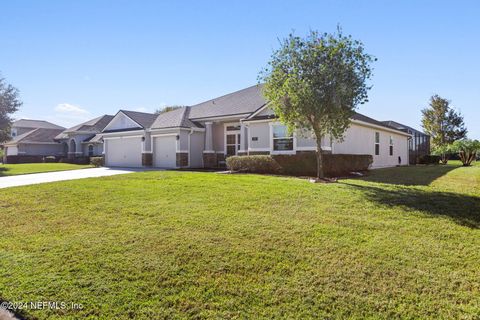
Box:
[0,167,141,189]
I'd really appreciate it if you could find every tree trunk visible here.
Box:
[315,136,324,179]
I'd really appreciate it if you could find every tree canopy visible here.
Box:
[259,28,375,179]
[421,95,467,151]
[0,75,22,143]
[154,105,183,115]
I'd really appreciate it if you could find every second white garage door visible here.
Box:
[105,137,142,167]
[153,135,177,168]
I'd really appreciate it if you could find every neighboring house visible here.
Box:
[101,84,412,169]
[3,128,66,161]
[55,115,114,158]
[9,119,65,138]
[382,120,430,164]
[2,119,66,162]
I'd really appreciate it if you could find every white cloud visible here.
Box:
[47,103,93,128]
[55,103,90,116]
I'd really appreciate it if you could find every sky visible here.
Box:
[1,0,479,138]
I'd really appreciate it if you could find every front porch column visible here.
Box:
[204,122,213,152]
[75,138,82,156]
[239,123,247,155]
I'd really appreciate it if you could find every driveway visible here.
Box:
[0,167,143,189]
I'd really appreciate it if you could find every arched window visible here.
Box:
[69,139,76,154]
[88,144,94,156]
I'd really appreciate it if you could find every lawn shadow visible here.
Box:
[341,182,480,229]
[359,165,459,186]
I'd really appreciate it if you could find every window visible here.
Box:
[389,136,394,156]
[375,132,380,155]
[272,125,293,151]
[11,129,17,137]
[88,145,94,156]
[226,125,241,131]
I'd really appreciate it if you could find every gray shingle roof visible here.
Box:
[55,115,114,140]
[189,84,267,119]
[6,128,65,145]
[120,110,158,128]
[12,119,65,130]
[151,107,202,129]
[205,85,407,134]
[83,134,104,143]
[381,120,427,136]
[63,115,114,133]
[351,113,405,131]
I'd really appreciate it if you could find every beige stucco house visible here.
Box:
[101,84,411,169]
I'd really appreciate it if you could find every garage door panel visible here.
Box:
[154,136,177,168]
[105,137,142,167]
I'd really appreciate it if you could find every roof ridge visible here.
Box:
[180,106,190,126]
[120,109,156,116]
[190,84,264,108]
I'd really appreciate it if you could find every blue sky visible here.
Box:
[1,0,479,138]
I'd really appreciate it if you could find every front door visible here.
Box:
[226,133,241,157]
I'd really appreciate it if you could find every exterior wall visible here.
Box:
[333,123,409,168]
[82,143,103,156]
[18,143,65,156]
[189,131,204,168]
[178,130,189,152]
[248,122,270,150]
[245,121,330,154]
[66,134,95,156]
[212,122,224,152]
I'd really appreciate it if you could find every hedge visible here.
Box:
[225,155,282,174]
[226,153,373,177]
[417,155,440,165]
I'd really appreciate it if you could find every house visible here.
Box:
[101,84,411,169]
[382,120,430,164]
[2,119,66,163]
[54,115,114,159]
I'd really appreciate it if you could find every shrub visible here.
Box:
[43,156,57,163]
[452,139,480,166]
[417,155,440,165]
[226,155,282,174]
[90,157,104,167]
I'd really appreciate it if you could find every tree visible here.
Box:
[432,143,454,165]
[259,29,375,179]
[154,105,183,115]
[0,75,22,143]
[421,95,467,161]
[451,139,480,166]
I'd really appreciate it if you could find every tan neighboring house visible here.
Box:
[54,115,114,159]
[2,119,65,163]
[100,84,412,169]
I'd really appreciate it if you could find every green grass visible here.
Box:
[0,163,479,319]
[0,163,92,176]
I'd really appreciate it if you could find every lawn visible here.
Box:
[0,163,479,319]
[0,163,92,176]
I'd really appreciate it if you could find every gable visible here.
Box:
[256,106,275,117]
[103,112,142,132]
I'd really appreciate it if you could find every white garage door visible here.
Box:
[105,137,142,167]
[154,135,177,168]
